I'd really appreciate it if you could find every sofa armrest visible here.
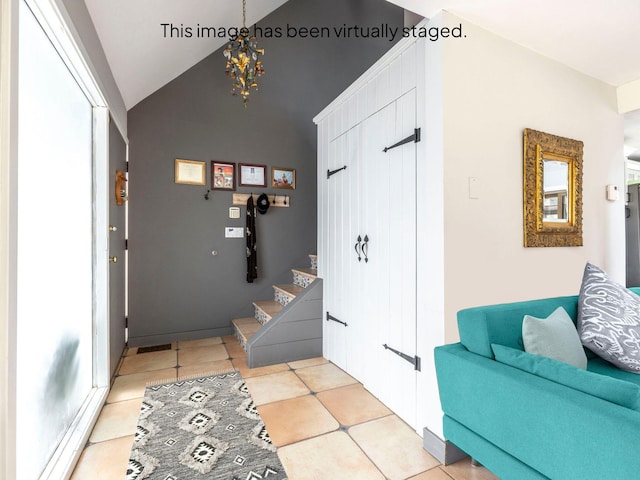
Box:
[435,343,640,480]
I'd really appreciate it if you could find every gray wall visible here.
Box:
[127,0,404,346]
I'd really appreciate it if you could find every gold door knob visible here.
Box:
[109,256,118,263]
[109,225,118,232]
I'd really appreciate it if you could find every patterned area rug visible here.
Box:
[126,371,287,480]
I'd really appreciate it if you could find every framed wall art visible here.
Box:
[272,167,296,190]
[175,159,206,185]
[239,163,267,187]
[211,161,236,191]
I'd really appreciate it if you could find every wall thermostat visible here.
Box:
[229,207,241,219]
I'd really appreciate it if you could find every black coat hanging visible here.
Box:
[246,195,258,283]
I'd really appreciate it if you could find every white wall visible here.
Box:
[618,78,640,114]
[437,12,625,344]
[418,12,625,440]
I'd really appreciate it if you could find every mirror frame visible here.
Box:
[523,128,583,247]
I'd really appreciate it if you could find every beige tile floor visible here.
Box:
[71,336,499,480]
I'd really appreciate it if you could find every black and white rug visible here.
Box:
[126,371,287,480]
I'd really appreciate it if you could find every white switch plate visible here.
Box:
[469,177,480,199]
[229,207,241,219]
[225,227,244,238]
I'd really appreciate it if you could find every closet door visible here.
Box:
[347,100,394,389]
[378,89,418,427]
[324,124,361,370]
[359,90,418,427]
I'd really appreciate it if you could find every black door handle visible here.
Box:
[354,235,362,262]
[362,235,369,263]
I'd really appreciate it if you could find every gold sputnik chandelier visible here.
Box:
[223,0,265,106]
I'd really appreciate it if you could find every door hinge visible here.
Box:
[383,128,421,153]
[125,239,128,250]
[326,312,348,327]
[327,165,348,179]
[383,344,421,371]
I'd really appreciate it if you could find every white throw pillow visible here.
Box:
[522,306,587,369]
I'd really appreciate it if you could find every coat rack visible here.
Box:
[232,193,290,207]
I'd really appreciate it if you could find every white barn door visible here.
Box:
[324,124,362,370]
[358,90,418,427]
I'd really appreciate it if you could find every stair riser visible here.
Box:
[254,306,271,325]
[293,272,316,288]
[274,289,295,307]
[234,328,248,350]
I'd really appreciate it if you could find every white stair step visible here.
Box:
[274,283,304,306]
[253,300,283,325]
[292,267,317,288]
[231,317,262,350]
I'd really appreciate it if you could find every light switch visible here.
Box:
[225,227,244,238]
[469,177,480,199]
[606,185,618,201]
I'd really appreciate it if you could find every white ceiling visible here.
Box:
[84,0,288,110]
[84,0,640,152]
[392,0,640,87]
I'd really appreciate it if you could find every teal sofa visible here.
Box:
[435,290,640,480]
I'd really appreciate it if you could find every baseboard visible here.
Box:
[423,427,468,465]
[127,326,234,348]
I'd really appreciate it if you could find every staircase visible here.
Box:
[232,254,323,368]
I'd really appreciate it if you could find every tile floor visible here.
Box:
[71,336,499,480]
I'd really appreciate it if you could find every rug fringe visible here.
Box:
[146,368,240,387]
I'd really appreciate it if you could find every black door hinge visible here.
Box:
[327,165,348,179]
[383,343,421,371]
[383,128,421,153]
[326,312,348,327]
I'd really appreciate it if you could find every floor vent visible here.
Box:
[137,344,172,354]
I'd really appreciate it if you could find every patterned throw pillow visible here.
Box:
[577,263,640,373]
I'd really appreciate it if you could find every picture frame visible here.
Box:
[271,167,296,190]
[238,163,267,187]
[175,159,206,185]
[211,161,236,191]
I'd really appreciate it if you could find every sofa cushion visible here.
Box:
[578,263,640,373]
[522,306,587,369]
[588,356,640,388]
[492,343,640,411]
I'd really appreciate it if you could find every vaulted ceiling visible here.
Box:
[84,0,289,110]
[84,0,640,149]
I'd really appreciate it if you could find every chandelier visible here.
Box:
[223,0,265,106]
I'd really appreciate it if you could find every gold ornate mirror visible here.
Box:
[523,128,583,247]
